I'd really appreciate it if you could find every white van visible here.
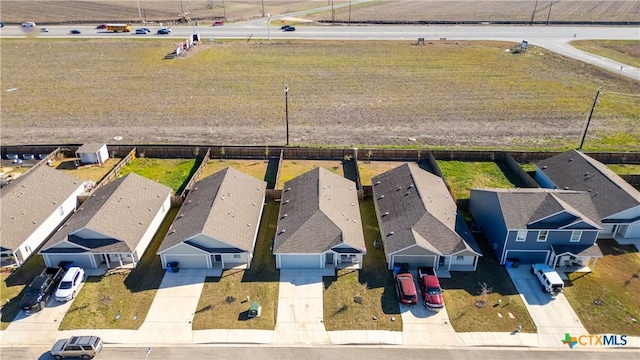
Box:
[55,267,85,301]
[531,263,564,296]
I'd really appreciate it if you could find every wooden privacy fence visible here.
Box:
[93,148,137,191]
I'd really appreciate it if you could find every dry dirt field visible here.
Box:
[1,38,638,150]
[1,1,638,24]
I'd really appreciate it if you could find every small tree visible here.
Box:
[476,282,493,308]
[366,149,373,163]
[264,145,270,161]
[219,146,226,161]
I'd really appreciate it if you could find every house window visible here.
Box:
[456,256,464,261]
[537,230,548,242]
[571,231,582,242]
[516,230,526,242]
[58,206,65,216]
[233,254,241,259]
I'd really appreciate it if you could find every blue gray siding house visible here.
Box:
[535,150,640,246]
[469,188,603,272]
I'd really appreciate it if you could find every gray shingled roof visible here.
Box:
[76,143,106,154]
[476,188,602,230]
[536,150,640,219]
[41,173,171,253]
[1,166,84,252]
[371,163,481,257]
[158,167,266,254]
[273,167,365,254]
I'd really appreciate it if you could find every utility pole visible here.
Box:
[578,89,602,150]
[529,0,539,26]
[546,0,553,26]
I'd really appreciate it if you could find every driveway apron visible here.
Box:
[399,275,461,346]
[273,268,329,344]
[136,269,208,343]
[507,266,587,347]
[1,284,86,346]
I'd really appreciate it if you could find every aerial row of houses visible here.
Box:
[1,150,639,275]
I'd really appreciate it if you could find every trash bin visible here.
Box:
[168,262,180,273]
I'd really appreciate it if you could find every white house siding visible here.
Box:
[448,255,475,266]
[221,253,250,269]
[603,206,640,239]
[190,234,235,249]
[133,195,171,260]
[15,185,83,264]
[277,254,322,269]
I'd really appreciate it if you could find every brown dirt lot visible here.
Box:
[1,39,638,151]
[1,1,638,24]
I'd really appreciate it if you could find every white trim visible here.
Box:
[537,230,549,242]
[388,243,441,257]
[515,230,526,242]
[570,230,582,242]
[500,232,510,264]
[157,241,210,255]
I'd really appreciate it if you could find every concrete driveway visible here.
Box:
[137,269,209,343]
[2,282,86,346]
[273,269,329,344]
[507,266,587,346]
[399,274,461,346]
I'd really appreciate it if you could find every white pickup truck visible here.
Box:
[531,263,564,296]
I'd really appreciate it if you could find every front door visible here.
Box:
[214,254,222,262]
[326,253,333,264]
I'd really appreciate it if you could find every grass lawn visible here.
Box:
[198,159,268,181]
[607,164,640,175]
[59,208,178,330]
[436,161,524,201]
[276,160,344,189]
[323,198,402,331]
[563,240,640,336]
[3,40,638,151]
[358,161,406,186]
[52,157,120,183]
[0,255,47,330]
[571,40,640,69]
[440,234,536,333]
[192,201,280,330]
[119,158,197,193]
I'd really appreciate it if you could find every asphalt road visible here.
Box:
[2,345,639,360]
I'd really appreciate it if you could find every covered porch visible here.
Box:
[550,244,603,273]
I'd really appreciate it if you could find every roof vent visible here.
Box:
[542,165,547,170]
[322,186,327,189]
[397,187,402,191]
[221,196,225,200]
[285,187,291,192]
[284,199,290,204]
[282,214,288,218]
[382,211,389,217]
[178,214,184,218]
[388,231,395,236]
[168,230,175,235]
[378,195,384,200]
[375,181,381,185]
[279,229,286,234]
[405,192,410,196]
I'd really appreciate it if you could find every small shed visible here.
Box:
[76,143,108,165]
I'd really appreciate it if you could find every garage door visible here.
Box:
[279,254,321,269]
[392,255,436,269]
[505,250,549,264]
[44,254,95,269]
[163,254,208,269]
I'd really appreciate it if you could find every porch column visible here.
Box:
[220,255,225,270]
[247,253,252,269]
[473,256,479,271]
[118,254,124,268]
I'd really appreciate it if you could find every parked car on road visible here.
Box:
[50,335,103,359]
[55,267,85,302]
[135,28,148,34]
[21,22,36,27]
[157,28,171,35]
[40,28,49,33]
[281,25,296,32]
[96,24,107,29]
[70,29,81,34]
[395,272,418,305]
